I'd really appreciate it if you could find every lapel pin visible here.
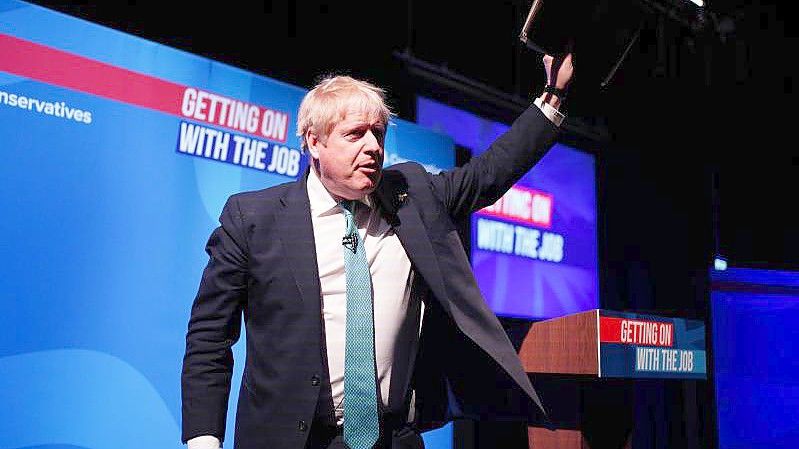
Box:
[395,192,408,207]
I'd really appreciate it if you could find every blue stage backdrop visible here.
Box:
[711,267,799,449]
[417,97,598,320]
[0,1,454,447]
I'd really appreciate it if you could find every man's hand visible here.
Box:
[538,53,574,110]
[543,53,574,90]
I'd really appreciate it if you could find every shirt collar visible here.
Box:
[307,168,373,217]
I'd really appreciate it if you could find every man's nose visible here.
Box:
[362,130,383,154]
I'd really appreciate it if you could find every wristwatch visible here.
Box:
[544,85,567,99]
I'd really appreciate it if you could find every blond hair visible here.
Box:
[296,75,392,151]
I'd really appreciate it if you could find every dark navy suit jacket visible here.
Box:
[181,105,559,449]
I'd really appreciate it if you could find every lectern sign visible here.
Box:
[598,310,706,379]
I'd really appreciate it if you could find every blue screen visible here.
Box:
[0,1,454,447]
[416,96,598,320]
[711,267,799,449]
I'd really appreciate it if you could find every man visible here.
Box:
[182,54,574,449]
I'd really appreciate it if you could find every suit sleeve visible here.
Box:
[181,196,248,443]
[429,104,559,221]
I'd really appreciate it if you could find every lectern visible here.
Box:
[519,309,706,449]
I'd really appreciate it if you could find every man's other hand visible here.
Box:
[187,435,220,449]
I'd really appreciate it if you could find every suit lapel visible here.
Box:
[374,173,451,311]
[277,175,322,307]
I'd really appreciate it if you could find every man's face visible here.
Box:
[308,108,386,200]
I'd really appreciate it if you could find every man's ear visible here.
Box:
[306,130,321,160]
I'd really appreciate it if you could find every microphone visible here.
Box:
[342,233,358,253]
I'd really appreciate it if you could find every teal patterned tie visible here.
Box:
[339,200,380,449]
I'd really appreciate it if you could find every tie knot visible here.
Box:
[339,199,358,217]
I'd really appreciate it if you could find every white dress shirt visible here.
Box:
[306,167,416,424]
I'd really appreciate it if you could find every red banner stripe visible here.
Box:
[600,317,624,343]
[0,33,183,116]
[0,33,289,142]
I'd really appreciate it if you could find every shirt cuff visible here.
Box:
[533,97,565,127]
[187,435,221,449]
